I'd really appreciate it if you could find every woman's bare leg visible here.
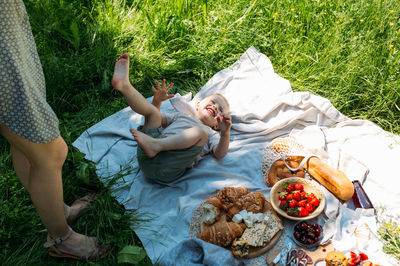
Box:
[1,125,69,237]
[0,125,102,258]
[10,145,30,189]
[130,126,208,158]
[10,146,95,222]
[112,53,162,129]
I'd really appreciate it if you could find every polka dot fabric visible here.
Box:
[0,1,60,143]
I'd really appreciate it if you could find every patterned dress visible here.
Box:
[0,0,59,143]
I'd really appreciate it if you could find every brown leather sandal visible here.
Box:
[44,227,110,261]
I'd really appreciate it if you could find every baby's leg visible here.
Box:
[130,126,208,158]
[112,53,161,129]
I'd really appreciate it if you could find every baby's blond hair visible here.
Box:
[210,93,230,112]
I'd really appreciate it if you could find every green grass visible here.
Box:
[0,0,399,264]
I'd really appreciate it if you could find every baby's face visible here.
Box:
[195,95,229,130]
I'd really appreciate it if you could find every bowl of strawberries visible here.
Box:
[270,177,325,221]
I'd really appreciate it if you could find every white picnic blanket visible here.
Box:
[73,46,400,265]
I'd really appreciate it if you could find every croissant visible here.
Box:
[216,187,250,211]
[202,197,223,225]
[205,196,223,209]
[227,192,265,219]
[197,221,246,247]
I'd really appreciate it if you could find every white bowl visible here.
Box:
[270,177,325,221]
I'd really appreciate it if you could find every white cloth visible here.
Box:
[330,207,398,265]
[73,46,400,265]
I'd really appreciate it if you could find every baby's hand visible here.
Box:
[217,114,232,135]
[152,79,174,103]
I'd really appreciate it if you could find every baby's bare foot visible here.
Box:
[111,53,131,92]
[130,129,160,158]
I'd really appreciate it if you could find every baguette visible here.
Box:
[305,157,354,201]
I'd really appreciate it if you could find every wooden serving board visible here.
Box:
[306,243,335,263]
[265,244,335,265]
[199,200,283,259]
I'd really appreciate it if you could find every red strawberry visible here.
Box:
[286,208,299,217]
[293,191,301,201]
[289,200,298,208]
[309,198,320,207]
[350,251,357,258]
[286,193,293,201]
[359,253,368,260]
[347,255,361,266]
[278,191,287,200]
[286,183,295,192]
[298,200,307,207]
[279,200,288,211]
[307,193,316,202]
[305,203,314,213]
[300,191,307,200]
[294,183,304,191]
[298,207,309,217]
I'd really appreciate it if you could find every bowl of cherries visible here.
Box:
[292,220,323,250]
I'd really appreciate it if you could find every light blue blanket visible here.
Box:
[73,47,399,265]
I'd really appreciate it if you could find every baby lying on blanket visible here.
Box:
[112,53,232,184]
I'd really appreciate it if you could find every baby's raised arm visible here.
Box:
[151,79,174,128]
[151,79,174,108]
[212,115,232,159]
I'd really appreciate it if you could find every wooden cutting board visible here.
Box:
[265,243,335,265]
[306,243,335,264]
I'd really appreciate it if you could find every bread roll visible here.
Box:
[266,159,305,187]
[325,251,348,266]
[216,187,250,211]
[202,197,223,225]
[227,192,265,219]
[305,157,354,201]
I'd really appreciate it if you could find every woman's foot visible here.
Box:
[111,53,131,92]
[65,193,98,225]
[130,129,161,158]
[45,229,110,261]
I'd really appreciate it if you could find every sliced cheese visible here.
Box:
[240,223,267,247]
[232,213,243,223]
[262,211,283,243]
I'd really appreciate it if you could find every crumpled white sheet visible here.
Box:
[330,207,399,265]
[73,46,400,265]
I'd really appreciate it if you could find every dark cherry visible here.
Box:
[294,221,323,246]
[300,222,308,230]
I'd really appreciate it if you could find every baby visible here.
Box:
[112,53,232,184]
